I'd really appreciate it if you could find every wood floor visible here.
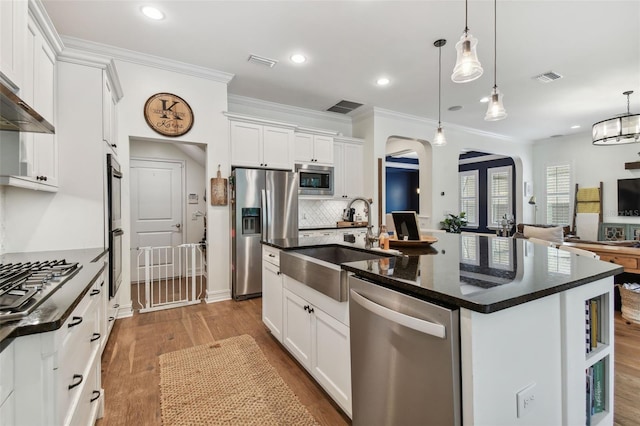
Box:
[97,298,350,426]
[97,299,640,425]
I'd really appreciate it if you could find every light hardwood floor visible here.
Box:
[97,300,640,425]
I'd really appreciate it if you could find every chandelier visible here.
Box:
[592,91,640,145]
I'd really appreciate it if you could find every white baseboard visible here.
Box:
[206,289,231,303]
[116,303,134,319]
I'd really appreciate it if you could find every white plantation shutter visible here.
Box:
[546,164,571,225]
[460,234,479,265]
[459,170,478,227]
[487,166,512,226]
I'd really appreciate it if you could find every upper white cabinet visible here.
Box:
[102,70,118,154]
[0,4,60,191]
[0,0,26,88]
[229,117,294,170]
[333,137,364,199]
[294,132,334,165]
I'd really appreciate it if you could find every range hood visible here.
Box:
[0,82,54,134]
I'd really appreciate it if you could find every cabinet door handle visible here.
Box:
[268,253,275,258]
[90,390,101,403]
[68,316,83,328]
[90,289,100,296]
[114,304,120,308]
[303,305,309,312]
[108,316,115,322]
[308,307,314,314]
[111,144,117,148]
[276,271,281,275]
[91,333,101,342]
[68,374,83,390]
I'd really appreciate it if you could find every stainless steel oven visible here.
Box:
[296,163,334,196]
[107,154,123,298]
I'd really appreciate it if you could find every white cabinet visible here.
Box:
[13,274,104,426]
[262,246,283,342]
[282,277,352,417]
[294,132,333,165]
[0,342,15,425]
[230,120,294,170]
[0,6,58,191]
[0,0,26,88]
[333,137,364,199]
[102,70,118,154]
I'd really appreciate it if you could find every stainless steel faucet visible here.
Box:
[346,197,378,247]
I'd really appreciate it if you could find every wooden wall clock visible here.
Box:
[143,92,194,137]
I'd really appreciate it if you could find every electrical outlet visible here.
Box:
[516,382,536,418]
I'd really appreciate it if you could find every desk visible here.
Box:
[564,241,640,274]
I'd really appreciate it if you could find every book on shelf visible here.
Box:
[590,298,599,351]
[585,300,591,354]
[586,368,592,426]
[593,359,605,414]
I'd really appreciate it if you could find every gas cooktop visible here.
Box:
[0,260,81,323]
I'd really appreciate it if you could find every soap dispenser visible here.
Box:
[379,225,390,250]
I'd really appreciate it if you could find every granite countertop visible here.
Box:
[0,247,107,346]
[299,223,369,231]
[263,234,623,314]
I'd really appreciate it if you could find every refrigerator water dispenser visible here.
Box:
[241,207,261,235]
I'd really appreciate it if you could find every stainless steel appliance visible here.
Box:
[231,168,298,300]
[349,275,461,425]
[295,163,333,196]
[0,81,55,133]
[0,260,80,322]
[106,154,123,298]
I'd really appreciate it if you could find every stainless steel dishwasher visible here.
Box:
[349,276,461,426]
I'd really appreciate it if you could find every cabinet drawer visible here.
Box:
[68,355,101,426]
[57,290,100,363]
[263,246,280,267]
[599,254,638,270]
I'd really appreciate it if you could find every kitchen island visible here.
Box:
[263,233,621,425]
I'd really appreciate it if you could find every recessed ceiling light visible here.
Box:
[571,125,581,129]
[377,77,390,86]
[142,6,164,20]
[290,54,306,64]
[480,97,490,103]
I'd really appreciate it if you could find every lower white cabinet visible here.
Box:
[12,275,104,426]
[282,280,352,417]
[262,246,283,342]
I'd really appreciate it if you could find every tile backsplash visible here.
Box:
[299,199,367,228]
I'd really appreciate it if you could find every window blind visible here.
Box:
[546,164,571,225]
[459,170,478,226]
[487,167,512,226]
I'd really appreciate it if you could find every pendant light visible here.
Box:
[434,39,447,146]
[592,91,640,145]
[484,0,507,121]
[451,0,483,83]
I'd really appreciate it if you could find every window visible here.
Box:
[460,234,479,265]
[459,170,479,227]
[487,166,512,226]
[546,164,571,225]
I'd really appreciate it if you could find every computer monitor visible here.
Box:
[391,211,421,241]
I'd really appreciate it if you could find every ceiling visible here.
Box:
[41,0,640,143]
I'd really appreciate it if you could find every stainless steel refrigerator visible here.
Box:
[231,168,298,300]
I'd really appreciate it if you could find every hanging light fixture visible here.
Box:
[451,0,483,83]
[484,0,507,121]
[592,91,640,145]
[434,39,447,146]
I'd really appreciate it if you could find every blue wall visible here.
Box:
[386,156,419,214]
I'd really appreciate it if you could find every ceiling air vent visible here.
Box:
[247,54,278,68]
[326,100,363,114]
[534,71,563,83]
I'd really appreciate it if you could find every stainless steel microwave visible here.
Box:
[296,163,334,196]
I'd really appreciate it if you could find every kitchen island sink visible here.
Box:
[280,245,394,302]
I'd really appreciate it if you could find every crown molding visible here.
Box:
[354,106,526,144]
[228,94,352,127]
[60,36,235,84]
[57,47,124,101]
[30,0,64,54]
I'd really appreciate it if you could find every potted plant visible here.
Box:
[441,212,468,233]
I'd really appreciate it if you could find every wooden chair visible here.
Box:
[559,245,600,259]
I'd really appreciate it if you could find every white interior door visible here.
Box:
[130,159,184,281]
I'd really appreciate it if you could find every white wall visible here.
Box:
[113,60,230,308]
[129,139,206,246]
[533,131,640,226]
[353,108,535,230]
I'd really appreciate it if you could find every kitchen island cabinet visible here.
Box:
[263,234,621,425]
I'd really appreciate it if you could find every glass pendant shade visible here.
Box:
[433,126,447,146]
[484,87,507,121]
[451,32,483,83]
[592,114,640,145]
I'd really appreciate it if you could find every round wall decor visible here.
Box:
[143,92,194,137]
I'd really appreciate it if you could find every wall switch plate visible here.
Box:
[516,382,536,418]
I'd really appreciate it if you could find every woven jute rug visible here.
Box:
[159,334,319,425]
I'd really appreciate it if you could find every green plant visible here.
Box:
[441,212,468,233]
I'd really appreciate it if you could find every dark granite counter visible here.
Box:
[263,233,623,314]
[0,247,107,346]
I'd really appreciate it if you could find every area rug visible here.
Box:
[159,334,319,425]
